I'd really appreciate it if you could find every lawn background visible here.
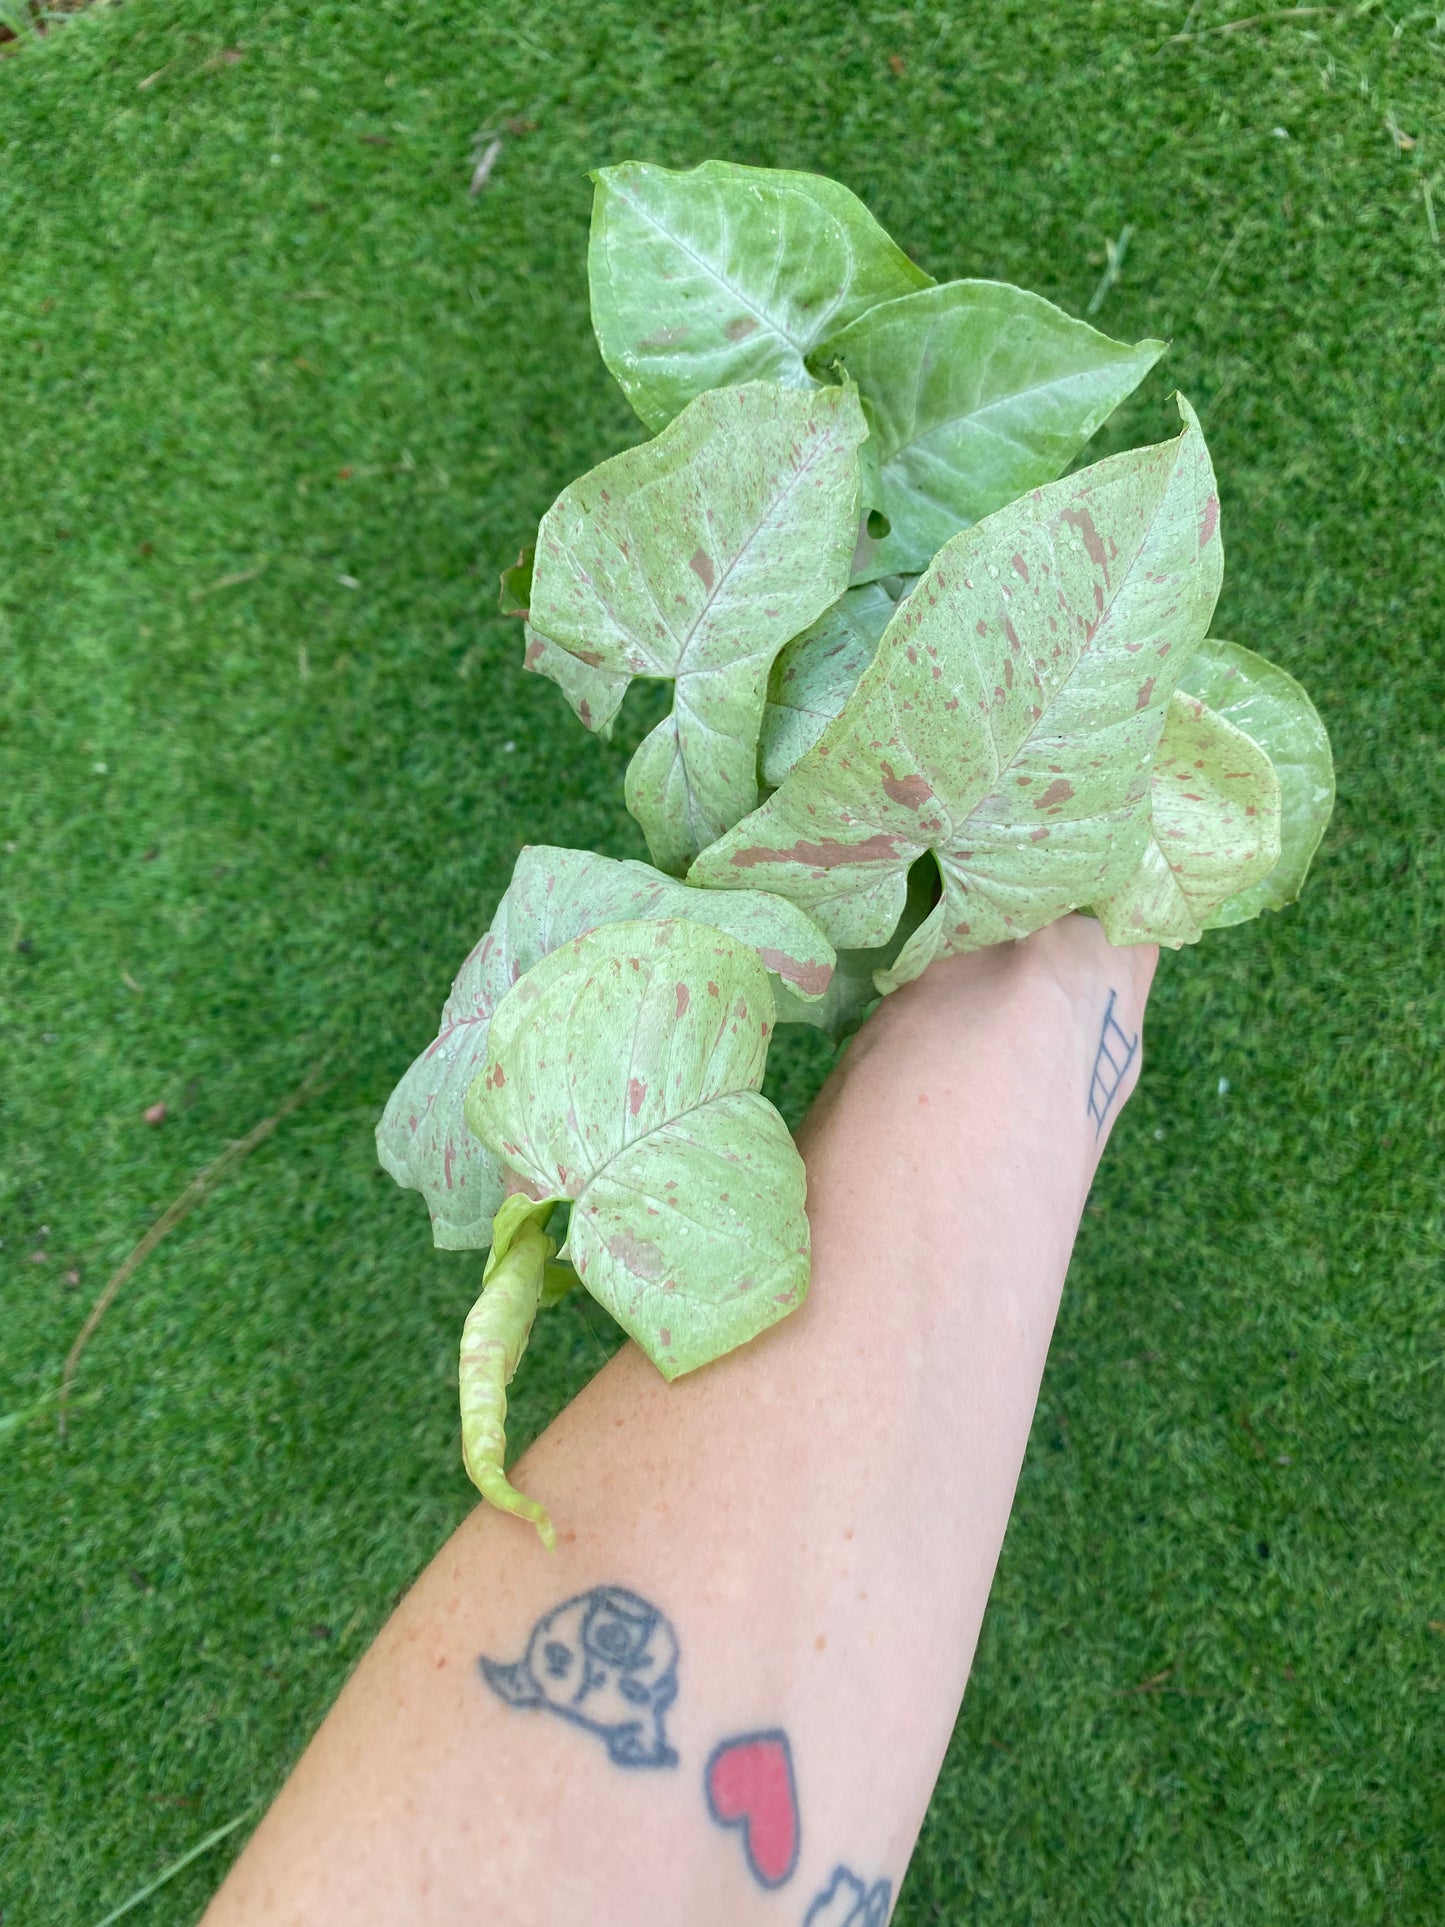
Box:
[2,2,1442,1921]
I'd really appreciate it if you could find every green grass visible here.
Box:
[2,1,1442,1920]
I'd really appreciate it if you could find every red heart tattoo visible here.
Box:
[704,1730,800,1889]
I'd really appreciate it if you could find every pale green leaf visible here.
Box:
[459,1194,557,1546]
[1094,692,1282,947]
[527,381,866,872]
[690,396,1223,989]
[466,921,809,1379]
[760,582,899,789]
[820,281,1165,580]
[523,626,631,739]
[1177,637,1335,924]
[589,159,931,430]
[377,845,832,1250]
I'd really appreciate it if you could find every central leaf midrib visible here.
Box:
[671,408,845,680]
[620,186,816,360]
[951,440,1188,838]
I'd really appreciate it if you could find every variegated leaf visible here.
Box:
[376,846,833,1250]
[466,921,809,1379]
[527,380,866,872]
[690,397,1223,989]
[589,159,931,430]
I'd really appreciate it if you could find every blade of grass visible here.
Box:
[90,1806,258,1927]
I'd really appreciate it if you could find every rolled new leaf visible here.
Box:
[1094,692,1283,947]
[816,281,1165,582]
[377,845,834,1251]
[525,380,866,873]
[460,1194,558,1547]
[691,395,1223,988]
[589,159,931,430]
[1177,638,1334,924]
[465,920,809,1380]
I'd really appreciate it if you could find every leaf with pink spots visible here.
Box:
[588,159,931,432]
[466,921,808,1380]
[524,379,866,874]
[376,846,832,1252]
[1094,691,1282,948]
[690,396,1223,987]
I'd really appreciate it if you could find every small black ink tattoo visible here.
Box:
[479,1585,679,1768]
[1086,987,1139,1135]
[704,1729,801,1888]
[804,1864,893,1926]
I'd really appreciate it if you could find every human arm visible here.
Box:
[204,915,1156,1926]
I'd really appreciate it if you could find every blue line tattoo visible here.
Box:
[1086,987,1138,1135]
[479,1585,679,1768]
[804,1863,894,1925]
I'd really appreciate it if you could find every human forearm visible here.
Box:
[205,918,1154,1926]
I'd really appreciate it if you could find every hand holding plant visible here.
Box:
[380,162,1334,1543]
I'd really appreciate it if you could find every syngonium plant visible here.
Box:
[381,160,1334,1545]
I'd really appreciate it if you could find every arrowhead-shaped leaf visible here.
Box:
[760,581,900,789]
[526,380,867,873]
[1094,692,1282,947]
[589,159,931,431]
[1176,637,1335,923]
[465,921,809,1379]
[819,281,1165,581]
[690,396,1223,989]
[376,845,833,1251]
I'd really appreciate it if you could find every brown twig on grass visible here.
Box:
[58,1060,330,1435]
[1167,7,1337,42]
[1117,1666,1175,1695]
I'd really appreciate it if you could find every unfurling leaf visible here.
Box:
[589,159,931,430]
[821,281,1164,580]
[460,1194,558,1547]
[525,381,866,872]
[1177,637,1334,923]
[466,921,809,1380]
[376,845,832,1251]
[690,396,1222,989]
[1094,692,1282,947]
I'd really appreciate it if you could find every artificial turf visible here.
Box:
[1,1,1442,1920]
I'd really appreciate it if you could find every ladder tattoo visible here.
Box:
[1086,989,1138,1135]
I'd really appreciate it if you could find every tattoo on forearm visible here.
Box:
[482,1594,889,1916]
[478,1585,679,1768]
[1086,987,1139,1134]
[804,1864,894,1926]
[704,1729,801,1889]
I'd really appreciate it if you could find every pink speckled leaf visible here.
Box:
[588,159,931,431]
[1176,637,1334,924]
[690,396,1223,989]
[376,846,832,1251]
[1094,692,1282,948]
[466,920,809,1380]
[526,379,866,873]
